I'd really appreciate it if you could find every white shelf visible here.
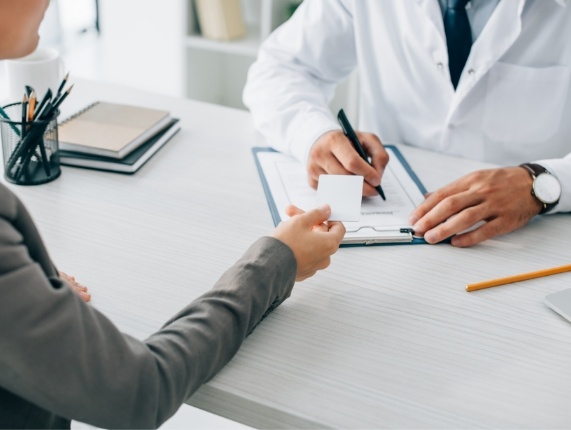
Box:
[183,0,294,109]
[184,25,261,57]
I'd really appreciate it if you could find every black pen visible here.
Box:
[34,88,52,120]
[43,84,73,119]
[337,108,386,200]
[53,84,73,109]
[21,94,28,139]
[55,72,69,99]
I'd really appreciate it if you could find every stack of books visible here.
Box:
[58,101,180,173]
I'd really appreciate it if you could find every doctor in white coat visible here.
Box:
[243,0,571,247]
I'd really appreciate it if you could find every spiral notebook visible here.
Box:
[57,101,173,159]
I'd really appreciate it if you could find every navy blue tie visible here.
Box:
[443,0,472,89]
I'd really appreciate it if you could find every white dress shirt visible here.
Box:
[243,0,571,213]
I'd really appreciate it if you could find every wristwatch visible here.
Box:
[519,163,562,214]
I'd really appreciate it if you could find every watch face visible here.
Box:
[533,173,562,204]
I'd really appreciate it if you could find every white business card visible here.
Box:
[317,175,363,221]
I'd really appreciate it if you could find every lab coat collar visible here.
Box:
[416,0,567,9]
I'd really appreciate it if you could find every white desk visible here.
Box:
[3,80,571,429]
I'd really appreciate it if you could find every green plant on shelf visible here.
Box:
[285,0,303,20]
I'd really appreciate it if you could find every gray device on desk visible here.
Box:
[545,288,571,323]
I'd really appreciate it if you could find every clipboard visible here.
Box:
[253,145,429,246]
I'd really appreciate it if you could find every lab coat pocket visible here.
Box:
[482,62,570,144]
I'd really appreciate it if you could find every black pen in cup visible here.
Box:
[21,94,28,139]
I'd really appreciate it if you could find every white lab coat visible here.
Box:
[243,0,571,213]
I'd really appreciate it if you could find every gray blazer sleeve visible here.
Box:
[0,185,297,429]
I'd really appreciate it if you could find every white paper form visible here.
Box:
[255,146,427,245]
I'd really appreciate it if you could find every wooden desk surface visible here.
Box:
[3,80,571,429]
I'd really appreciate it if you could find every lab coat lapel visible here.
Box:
[412,0,455,103]
[447,0,526,120]
[414,0,446,43]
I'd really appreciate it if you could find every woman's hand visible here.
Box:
[273,204,345,281]
[59,271,91,302]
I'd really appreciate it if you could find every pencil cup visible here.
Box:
[0,102,61,185]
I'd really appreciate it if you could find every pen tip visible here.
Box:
[376,186,386,200]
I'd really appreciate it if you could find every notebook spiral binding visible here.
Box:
[58,101,100,125]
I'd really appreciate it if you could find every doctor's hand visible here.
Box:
[307,130,389,196]
[409,167,542,247]
[273,204,345,282]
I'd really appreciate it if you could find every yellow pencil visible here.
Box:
[466,263,571,292]
[27,90,36,122]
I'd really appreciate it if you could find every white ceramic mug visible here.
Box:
[4,47,64,102]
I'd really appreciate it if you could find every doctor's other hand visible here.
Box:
[59,271,92,302]
[409,167,542,247]
[273,204,345,282]
[307,130,389,196]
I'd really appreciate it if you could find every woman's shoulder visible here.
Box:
[0,184,19,219]
[0,183,19,220]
